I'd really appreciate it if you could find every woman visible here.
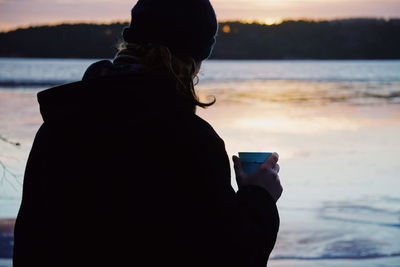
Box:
[13,0,282,267]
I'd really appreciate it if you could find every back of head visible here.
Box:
[123,0,218,62]
[119,0,218,109]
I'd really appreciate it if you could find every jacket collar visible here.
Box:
[38,61,195,122]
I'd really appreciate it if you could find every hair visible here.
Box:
[116,42,215,109]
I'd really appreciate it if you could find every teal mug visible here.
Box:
[238,152,273,175]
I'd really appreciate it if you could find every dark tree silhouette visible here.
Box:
[1,19,400,59]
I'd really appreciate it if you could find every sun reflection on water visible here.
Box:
[197,80,400,106]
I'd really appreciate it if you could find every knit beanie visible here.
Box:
[122,0,218,62]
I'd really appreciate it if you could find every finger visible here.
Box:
[232,155,246,178]
[273,163,280,173]
[261,152,279,169]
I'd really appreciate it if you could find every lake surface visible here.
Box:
[0,58,400,266]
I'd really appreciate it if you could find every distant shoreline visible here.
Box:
[1,57,400,61]
[1,19,399,60]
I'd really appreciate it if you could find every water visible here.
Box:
[0,58,400,266]
[1,58,400,85]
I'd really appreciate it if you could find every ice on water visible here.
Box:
[1,59,400,264]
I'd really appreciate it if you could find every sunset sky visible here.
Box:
[1,0,400,31]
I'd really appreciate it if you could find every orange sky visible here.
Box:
[1,0,400,31]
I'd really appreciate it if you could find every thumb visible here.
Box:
[232,155,246,184]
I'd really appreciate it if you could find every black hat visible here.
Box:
[122,0,218,62]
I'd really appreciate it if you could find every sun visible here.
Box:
[238,17,284,26]
[260,17,284,25]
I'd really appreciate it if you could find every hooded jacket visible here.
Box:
[13,59,279,267]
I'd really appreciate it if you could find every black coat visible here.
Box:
[13,61,279,267]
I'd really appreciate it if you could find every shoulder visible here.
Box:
[82,60,113,81]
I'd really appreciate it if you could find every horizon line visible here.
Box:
[1,16,399,33]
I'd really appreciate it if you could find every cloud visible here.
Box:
[214,0,400,20]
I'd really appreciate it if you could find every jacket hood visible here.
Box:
[37,61,195,123]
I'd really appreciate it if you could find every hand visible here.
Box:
[233,152,283,202]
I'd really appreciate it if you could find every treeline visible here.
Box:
[1,19,400,59]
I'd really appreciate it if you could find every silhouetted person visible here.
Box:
[13,1,282,266]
